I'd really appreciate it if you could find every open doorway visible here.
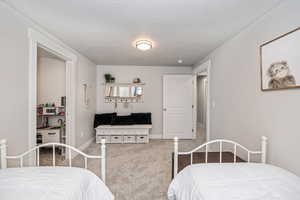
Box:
[28,29,77,165]
[196,75,208,142]
[36,47,67,163]
[193,60,211,143]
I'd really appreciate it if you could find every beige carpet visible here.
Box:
[40,128,206,200]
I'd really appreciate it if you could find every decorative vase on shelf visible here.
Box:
[133,78,141,83]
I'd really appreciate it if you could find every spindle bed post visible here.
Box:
[101,139,106,183]
[174,137,179,176]
[261,136,267,164]
[0,139,7,169]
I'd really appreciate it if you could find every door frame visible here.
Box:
[193,60,211,142]
[28,28,77,164]
[163,74,195,139]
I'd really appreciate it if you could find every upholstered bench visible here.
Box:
[94,113,152,144]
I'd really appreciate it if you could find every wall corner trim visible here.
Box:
[78,137,95,152]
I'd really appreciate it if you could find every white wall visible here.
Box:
[37,56,66,128]
[194,0,300,175]
[0,2,29,156]
[0,2,97,157]
[97,65,192,138]
[37,57,66,105]
[76,55,97,147]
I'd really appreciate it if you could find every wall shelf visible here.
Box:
[102,82,145,86]
[104,82,145,103]
[37,114,65,117]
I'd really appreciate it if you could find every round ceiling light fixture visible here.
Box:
[177,59,183,64]
[136,40,153,51]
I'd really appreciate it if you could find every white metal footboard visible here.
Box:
[0,139,107,183]
[173,136,267,176]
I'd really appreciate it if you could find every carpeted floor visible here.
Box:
[40,128,206,200]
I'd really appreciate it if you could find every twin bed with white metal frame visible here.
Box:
[169,136,300,200]
[0,139,114,200]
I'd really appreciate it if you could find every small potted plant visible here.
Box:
[104,74,112,83]
[110,77,115,83]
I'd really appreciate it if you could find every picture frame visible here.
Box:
[260,27,300,91]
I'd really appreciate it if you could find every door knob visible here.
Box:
[163,108,167,111]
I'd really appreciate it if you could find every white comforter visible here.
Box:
[168,163,300,200]
[0,167,114,200]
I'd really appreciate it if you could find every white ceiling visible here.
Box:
[6,0,283,66]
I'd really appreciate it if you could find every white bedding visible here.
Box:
[168,163,300,200]
[0,167,114,200]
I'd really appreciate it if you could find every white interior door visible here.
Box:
[163,75,195,139]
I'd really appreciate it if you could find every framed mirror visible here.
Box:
[131,86,143,97]
[104,83,144,103]
[119,86,131,97]
[105,85,118,97]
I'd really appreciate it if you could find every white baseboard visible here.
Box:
[150,134,163,139]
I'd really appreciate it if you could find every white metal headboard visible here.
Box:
[173,136,267,176]
[0,139,107,183]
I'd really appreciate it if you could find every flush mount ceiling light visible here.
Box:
[136,40,153,51]
[177,59,183,64]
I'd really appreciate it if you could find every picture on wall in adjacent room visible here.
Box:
[260,27,300,91]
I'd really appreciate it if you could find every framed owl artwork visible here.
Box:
[260,27,300,91]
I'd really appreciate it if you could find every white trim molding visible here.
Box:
[28,29,77,61]
[28,28,77,164]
